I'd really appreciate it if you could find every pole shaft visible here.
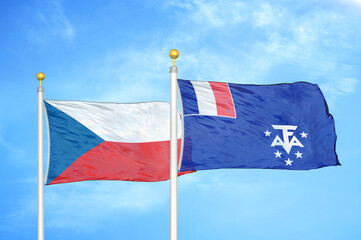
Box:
[37,86,44,240]
[170,66,178,240]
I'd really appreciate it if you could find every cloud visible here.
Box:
[60,47,173,104]
[253,2,284,28]
[28,0,75,43]
[249,3,361,103]
[0,127,26,161]
[44,181,169,229]
[320,77,359,107]
[338,78,358,93]
[333,0,361,8]
[2,179,170,231]
[165,0,246,28]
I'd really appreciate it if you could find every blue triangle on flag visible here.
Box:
[44,101,104,184]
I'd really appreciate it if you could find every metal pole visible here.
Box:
[37,72,45,240]
[169,49,179,240]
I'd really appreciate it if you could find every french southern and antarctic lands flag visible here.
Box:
[44,100,188,185]
[177,79,339,172]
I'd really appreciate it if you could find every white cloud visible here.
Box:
[44,181,169,229]
[338,78,358,93]
[320,77,359,107]
[165,0,246,28]
[0,127,26,161]
[253,2,284,28]
[249,3,361,101]
[29,0,75,43]
[333,0,361,7]
[84,47,172,103]
[3,179,170,231]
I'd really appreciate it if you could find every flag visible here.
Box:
[44,100,186,185]
[177,79,339,172]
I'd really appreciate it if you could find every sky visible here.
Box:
[1,0,361,239]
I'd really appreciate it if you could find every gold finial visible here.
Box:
[36,72,45,86]
[169,49,179,66]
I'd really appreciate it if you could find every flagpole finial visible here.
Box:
[169,49,179,66]
[37,72,45,87]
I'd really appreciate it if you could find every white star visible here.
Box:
[285,158,293,166]
[274,150,282,158]
[300,131,308,138]
[295,151,303,158]
[264,130,271,137]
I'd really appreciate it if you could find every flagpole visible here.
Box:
[37,72,45,240]
[169,49,179,240]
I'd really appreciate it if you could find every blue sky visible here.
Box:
[1,0,361,239]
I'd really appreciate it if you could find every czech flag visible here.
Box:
[44,100,186,185]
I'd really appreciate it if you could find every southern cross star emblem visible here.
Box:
[274,150,282,158]
[295,151,303,158]
[285,158,293,166]
[264,125,308,166]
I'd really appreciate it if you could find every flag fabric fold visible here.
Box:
[44,100,186,185]
[177,79,339,172]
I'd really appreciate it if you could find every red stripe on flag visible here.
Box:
[209,82,236,118]
[48,139,192,185]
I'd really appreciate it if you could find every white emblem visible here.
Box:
[270,125,304,154]
[274,150,282,158]
[300,131,308,138]
[295,151,303,158]
[264,130,271,137]
[285,158,293,166]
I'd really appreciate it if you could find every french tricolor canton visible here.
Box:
[44,100,185,185]
[180,80,236,118]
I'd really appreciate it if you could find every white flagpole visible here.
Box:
[169,49,179,240]
[37,72,45,240]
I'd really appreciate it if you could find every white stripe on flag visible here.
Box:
[191,81,217,115]
[45,100,182,142]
